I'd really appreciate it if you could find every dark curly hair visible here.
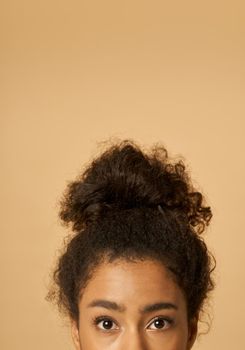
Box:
[46,138,215,327]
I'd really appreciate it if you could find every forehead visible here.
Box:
[79,259,186,312]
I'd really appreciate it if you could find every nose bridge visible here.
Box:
[122,327,148,350]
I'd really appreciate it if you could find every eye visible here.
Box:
[147,317,173,330]
[93,316,119,331]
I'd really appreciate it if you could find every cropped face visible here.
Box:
[71,259,197,350]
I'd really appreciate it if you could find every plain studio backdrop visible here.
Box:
[1,1,244,349]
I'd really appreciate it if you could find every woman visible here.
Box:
[47,139,215,350]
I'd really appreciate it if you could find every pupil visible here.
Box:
[154,319,165,328]
[103,320,113,329]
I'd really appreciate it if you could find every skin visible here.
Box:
[71,258,198,350]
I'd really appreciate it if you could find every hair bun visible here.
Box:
[59,139,212,234]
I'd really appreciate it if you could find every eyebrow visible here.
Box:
[87,299,178,313]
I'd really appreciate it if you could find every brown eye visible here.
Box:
[147,317,173,330]
[154,319,165,328]
[94,317,119,331]
[101,319,113,329]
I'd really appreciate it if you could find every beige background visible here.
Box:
[1,0,245,349]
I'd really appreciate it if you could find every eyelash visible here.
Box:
[92,315,174,332]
